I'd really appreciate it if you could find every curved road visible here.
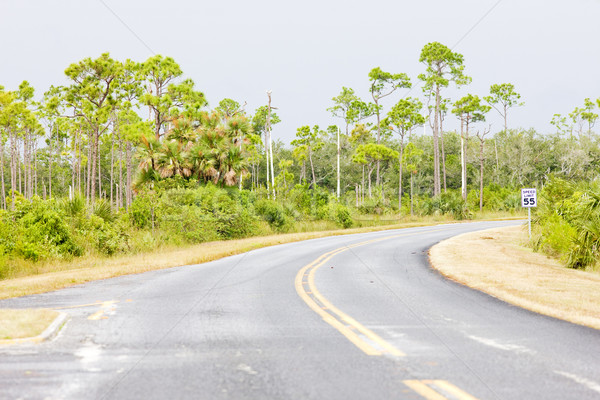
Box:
[1,220,600,399]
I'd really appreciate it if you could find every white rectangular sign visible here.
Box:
[521,188,537,208]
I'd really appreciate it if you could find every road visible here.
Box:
[1,220,600,399]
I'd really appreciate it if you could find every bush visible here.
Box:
[254,199,294,232]
[330,203,353,228]
[422,190,471,220]
[17,198,82,260]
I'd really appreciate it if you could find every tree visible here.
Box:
[251,105,279,191]
[581,98,598,134]
[419,42,470,196]
[452,94,490,200]
[368,67,411,185]
[328,87,373,136]
[216,98,246,121]
[476,126,491,211]
[139,55,206,141]
[402,142,423,215]
[328,87,373,198]
[484,83,523,133]
[384,97,425,211]
[352,143,398,198]
[292,125,324,188]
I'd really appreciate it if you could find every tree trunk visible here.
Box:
[110,126,115,206]
[0,140,6,209]
[309,149,316,188]
[126,141,133,210]
[398,142,404,212]
[494,138,499,184]
[480,138,484,211]
[336,128,340,198]
[90,130,98,207]
[375,101,381,186]
[86,134,92,202]
[460,117,466,200]
[10,128,16,210]
[33,136,38,197]
[410,172,414,216]
[432,84,441,196]
[440,110,447,192]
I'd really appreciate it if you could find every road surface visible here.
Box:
[1,220,599,399]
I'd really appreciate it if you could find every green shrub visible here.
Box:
[330,203,353,228]
[422,190,471,220]
[129,192,156,229]
[255,199,293,232]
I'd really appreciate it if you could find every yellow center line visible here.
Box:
[295,229,445,357]
[403,380,481,400]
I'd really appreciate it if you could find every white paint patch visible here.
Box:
[236,363,258,375]
[468,335,536,355]
[556,371,600,394]
[75,342,102,371]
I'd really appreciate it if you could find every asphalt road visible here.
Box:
[1,220,600,400]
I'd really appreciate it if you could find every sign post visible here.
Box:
[521,188,537,239]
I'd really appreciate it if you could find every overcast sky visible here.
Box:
[1,0,599,143]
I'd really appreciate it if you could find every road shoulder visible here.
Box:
[430,225,600,330]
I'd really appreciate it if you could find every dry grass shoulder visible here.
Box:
[430,225,600,330]
[0,309,59,340]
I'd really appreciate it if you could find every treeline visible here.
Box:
[1,42,600,271]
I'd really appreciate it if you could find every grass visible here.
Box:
[430,225,600,330]
[0,309,59,340]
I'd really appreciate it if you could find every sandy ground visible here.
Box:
[430,225,600,330]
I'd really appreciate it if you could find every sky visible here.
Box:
[1,0,599,143]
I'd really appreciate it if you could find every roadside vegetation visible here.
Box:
[531,176,600,271]
[0,41,599,286]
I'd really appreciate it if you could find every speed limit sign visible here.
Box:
[522,188,537,239]
[521,188,537,208]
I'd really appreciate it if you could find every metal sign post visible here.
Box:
[521,188,537,239]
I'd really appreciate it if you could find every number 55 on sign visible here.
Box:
[521,188,537,208]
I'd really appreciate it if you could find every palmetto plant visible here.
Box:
[135,111,253,189]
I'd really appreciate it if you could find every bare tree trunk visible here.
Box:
[494,138,499,184]
[410,172,414,216]
[460,117,466,200]
[0,140,6,209]
[480,138,484,211]
[126,141,132,209]
[90,131,98,207]
[50,125,55,199]
[98,135,102,200]
[336,127,340,198]
[33,136,38,197]
[375,101,381,186]
[432,85,441,196]
[110,126,115,206]
[118,134,123,210]
[10,129,16,209]
[309,150,316,188]
[86,133,92,202]
[398,144,404,212]
[440,110,447,192]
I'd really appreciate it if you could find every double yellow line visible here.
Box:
[294,229,481,400]
[294,234,407,357]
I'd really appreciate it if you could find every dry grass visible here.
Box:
[430,225,600,330]
[0,309,59,340]
[0,220,453,300]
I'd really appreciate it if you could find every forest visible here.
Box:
[1,42,600,277]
